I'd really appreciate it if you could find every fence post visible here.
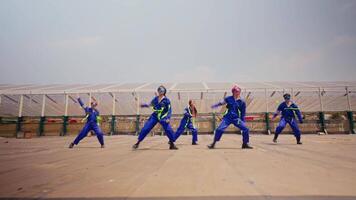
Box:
[135,115,140,135]
[346,111,355,134]
[16,116,23,134]
[39,116,46,136]
[265,112,271,135]
[318,112,326,134]
[212,113,216,134]
[111,115,116,135]
[62,115,68,136]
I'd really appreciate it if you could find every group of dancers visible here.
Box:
[69,85,304,149]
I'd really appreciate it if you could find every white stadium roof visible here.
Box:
[1,82,356,117]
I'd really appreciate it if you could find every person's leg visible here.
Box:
[70,123,90,148]
[160,120,178,150]
[186,122,198,144]
[208,118,231,149]
[92,123,105,147]
[274,118,287,143]
[233,119,252,148]
[289,119,302,144]
[133,115,158,149]
[174,118,188,142]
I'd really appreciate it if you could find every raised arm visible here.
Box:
[211,99,227,109]
[272,104,283,120]
[140,97,156,108]
[77,98,89,111]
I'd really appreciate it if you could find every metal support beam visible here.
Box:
[346,87,352,111]
[135,115,140,135]
[64,94,69,116]
[212,112,216,134]
[136,94,140,115]
[18,95,24,117]
[264,88,269,113]
[41,94,46,117]
[112,93,116,116]
[318,87,324,112]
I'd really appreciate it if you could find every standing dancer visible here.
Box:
[272,93,303,144]
[132,85,178,150]
[174,100,198,145]
[208,85,253,149]
[69,96,104,148]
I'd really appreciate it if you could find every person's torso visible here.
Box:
[224,96,244,119]
[279,102,298,120]
[151,96,171,119]
[85,107,99,123]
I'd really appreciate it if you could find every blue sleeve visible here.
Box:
[78,98,85,108]
[241,101,246,122]
[277,103,283,112]
[150,97,156,107]
[211,97,228,109]
[78,98,88,112]
[273,103,283,118]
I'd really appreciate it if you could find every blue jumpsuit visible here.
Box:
[213,96,250,144]
[73,98,104,146]
[274,102,303,141]
[137,96,175,142]
[174,107,198,143]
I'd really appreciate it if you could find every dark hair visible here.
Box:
[283,93,291,100]
[157,85,167,95]
[189,100,197,117]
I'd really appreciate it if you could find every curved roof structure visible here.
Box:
[0,82,355,117]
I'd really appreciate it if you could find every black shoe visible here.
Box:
[192,142,198,145]
[132,143,139,150]
[273,138,277,143]
[297,141,303,145]
[69,142,74,149]
[101,145,105,148]
[242,143,253,149]
[207,143,215,149]
[169,142,178,150]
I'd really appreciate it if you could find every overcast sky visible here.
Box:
[0,0,356,84]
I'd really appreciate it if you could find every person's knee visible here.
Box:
[216,126,225,133]
[276,125,284,131]
[241,126,249,132]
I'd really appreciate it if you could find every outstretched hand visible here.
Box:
[211,104,220,109]
[140,103,150,108]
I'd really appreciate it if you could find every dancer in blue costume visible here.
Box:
[174,100,198,145]
[208,85,253,149]
[272,93,303,144]
[69,96,104,148]
[132,85,178,150]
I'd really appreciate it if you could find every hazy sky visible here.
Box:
[0,0,356,84]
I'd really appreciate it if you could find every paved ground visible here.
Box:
[0,134,356,200]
